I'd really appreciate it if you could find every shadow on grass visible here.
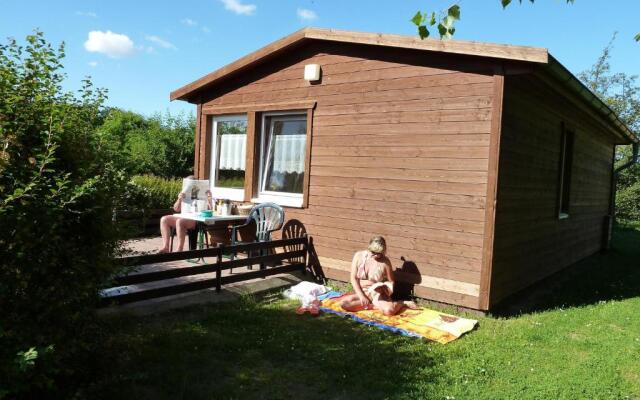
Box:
[85,295,449,400]
[493,225,640,317]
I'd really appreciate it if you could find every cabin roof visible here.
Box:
[170,27,636,144]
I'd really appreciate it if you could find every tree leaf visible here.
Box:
[448,5,461,20]
[502,0,512,8]
[411,11,424,26]
[438,23,448,38]
[430,12,437,26]
[635,33,640,42]
[418,26,430,40]
[442,15,455,29]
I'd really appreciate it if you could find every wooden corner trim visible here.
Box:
[302,108,314,208]
[478,69,505,311]
[194,104,202,177]
[199,115,213,180]
[244,112,257,202]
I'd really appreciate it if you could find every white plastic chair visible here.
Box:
[229,202,285,272]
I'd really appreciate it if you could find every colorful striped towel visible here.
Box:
[320,295,478,344]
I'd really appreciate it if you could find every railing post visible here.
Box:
[302,234,308,275]
[259,240,266,272]
[216,243,223,293]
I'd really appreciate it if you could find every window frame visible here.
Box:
[254,111,309,208]
[557,123,575,220]
[201,100,315,209]
[209,114,248,202]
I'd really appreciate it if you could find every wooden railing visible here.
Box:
[101,236,308,306]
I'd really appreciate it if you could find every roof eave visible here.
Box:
[170,27,549,103]
[170,28,311,103]
[547,55,637,144]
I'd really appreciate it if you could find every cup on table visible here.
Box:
[196,199,207,211]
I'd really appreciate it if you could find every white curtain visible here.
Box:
[271,134,306,173]
[218,134,246,171]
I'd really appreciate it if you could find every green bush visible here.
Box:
[617,181,640,223]
[127,175,182,210]
[0,31,124,398]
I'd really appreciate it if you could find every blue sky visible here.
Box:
[2,0,639,116]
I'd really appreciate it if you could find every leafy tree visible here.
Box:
[0,31,125,397]
[411,4,460,40]
[578,36,640,167]
[412,1,639,42]
[578,35,639,222]
[96,109,195,178]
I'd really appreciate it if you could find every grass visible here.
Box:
[85,225,640,399]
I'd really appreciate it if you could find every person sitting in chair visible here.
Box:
[158,177,213,253]
[340,236,417,315]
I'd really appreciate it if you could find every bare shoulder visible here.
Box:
[352,250,367,261]
[381,256,393,269]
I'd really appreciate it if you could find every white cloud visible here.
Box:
[297,8,317,21]
[220,0,256,15]
[84,30,135,58]
[202,26,211,34]
[181,18,198,26]
[88,61,98,67]
[76,11,97,18]
[145,35,177,50]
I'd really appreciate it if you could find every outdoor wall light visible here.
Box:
[304,64,321,82]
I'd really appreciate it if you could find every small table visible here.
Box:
[173,213,247,253]
[173,213,247,226]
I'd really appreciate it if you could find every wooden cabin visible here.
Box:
[170,28,637,312]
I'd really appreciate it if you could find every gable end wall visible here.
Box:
[490,72,616,306]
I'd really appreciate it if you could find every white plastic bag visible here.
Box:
[284,281,330,301]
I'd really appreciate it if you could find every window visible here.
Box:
[210,115,247,201]
[256,113,307,207]
[557,124,575,219]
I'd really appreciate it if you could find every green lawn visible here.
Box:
[86,225,640,399]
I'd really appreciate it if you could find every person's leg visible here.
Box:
[372,296,405,316]
[403,300,419,310]
[340,293,366,312]
[159,215,178,253]
[175,218,196,251]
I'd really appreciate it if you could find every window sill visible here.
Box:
[252,195,304,208]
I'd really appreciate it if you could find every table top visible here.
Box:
[173,213,247,225]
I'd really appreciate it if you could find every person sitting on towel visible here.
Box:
[340,235,416,315]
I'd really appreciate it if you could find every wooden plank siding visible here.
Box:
[489,72,616,307]
[193,41,497,309]
[171,28,548,102]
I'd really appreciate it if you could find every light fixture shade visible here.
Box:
[304,64,321,81]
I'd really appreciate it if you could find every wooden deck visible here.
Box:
[104,236,308,305]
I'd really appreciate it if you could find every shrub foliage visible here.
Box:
[0,31,124,397]
[96,109,195,178]
[617,181,640,222]
[124,175,182,210]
